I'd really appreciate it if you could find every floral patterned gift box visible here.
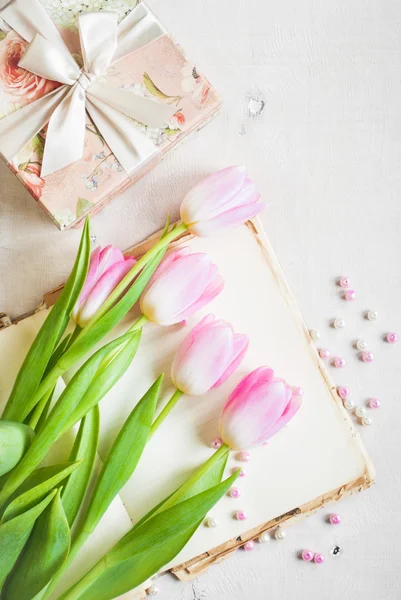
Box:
[0,0,221,230]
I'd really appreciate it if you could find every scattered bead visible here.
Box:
[344,398,355,410]
[259,531,270,543]
[361,351,374,363]
[293,386,304,396]
[238,468,246,477]
[243,540,255,551]
[356,339,368,351]
[339,276,351,288]
[368,398,381,409]
[333,357,346,368]
[329,513,341,525]
[179,319,188,326]
[329,544,343,557]
[205,516,218,528]
[333,318,345,329]
[236,510,248,521]
[367,310,378,321]
[238,451,251,462]
[309,329,320,340]
[211,437,223,449]
[314,553,325,564]
[274,528,286,540]
[355,406,367,418]
[337,386,350,399]
[229,487,241,498]
[386,332,398,344]
[362,416,372,426]
[344,290,356,301]
[301,549,315,562]
[319,348,330,360]
[146,584,159,596]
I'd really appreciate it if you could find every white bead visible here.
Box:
[259,531,270,543]
[334,318,345,329]
[274,528,286,540]
[362,416,372,426]
[309,329,320,340]
[367,310,378,321]
[355,406,367,418]
[205,516,218,528]
[147,584,159,596]
[344,399,355,410]
[356,339,368,351]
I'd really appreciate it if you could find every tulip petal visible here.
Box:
[171,314,216,378]
[76,258,136,326]
[180,166,247,223]
[259,393,302,443]
[189,199,266,237]
[212,334,249,389]
[175,274,224,323]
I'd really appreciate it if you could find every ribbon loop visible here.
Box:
[0,1,178,176]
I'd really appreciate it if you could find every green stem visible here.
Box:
[128,314,148,333]
[58,558,107,600]
[82,223,188,331]
[149,389,184,438]
[27,385,54,430]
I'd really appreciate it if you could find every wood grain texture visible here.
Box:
[1,1,401,599]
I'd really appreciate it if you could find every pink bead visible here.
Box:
[293,386,304,396]
[362,351,374,363]
[333,357,346,368]
[301,549,314,562]
[233,467,246,477]
[329,513,341,525]
[337,386,350,399]
[236,510,248,521]
[386,332,398,344]
[344,290,356,301]
[179,319,188,326]
[230,487,241,498]
[339,276,351,288]
[238,451,251,462]
[369,398,381,409]
[318,348,330,360]
[211,437,223,449]
[243,541,255,551]
[314,553,325,564]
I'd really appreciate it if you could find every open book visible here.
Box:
[0,220,374,598]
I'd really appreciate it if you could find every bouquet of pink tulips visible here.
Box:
[0,167,302,600]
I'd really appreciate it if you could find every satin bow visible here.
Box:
[0,0,177,176]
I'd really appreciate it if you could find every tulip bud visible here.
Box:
[219,367,302,450]
[180,165,265,236]
[72,246,136,327]
[140,248,224,326]
[171,314,249,395]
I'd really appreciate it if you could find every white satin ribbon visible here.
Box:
[0,0,177,176]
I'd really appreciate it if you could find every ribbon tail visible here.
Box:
[41,85,87,177]
[0,86,69,165]
[86,96,160,176]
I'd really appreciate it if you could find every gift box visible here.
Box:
[0,0,222,230]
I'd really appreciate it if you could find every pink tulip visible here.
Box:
[180,165,265,236]
[140,248,224,326]
[72,246,136,327]
[171,314,249,395]
[219,367,303,450]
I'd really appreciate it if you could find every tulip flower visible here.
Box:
[171,314,249,395]
[180,165,265,236]
[219,367,303,450]
[140,248,224,326]
[72,246,136,327]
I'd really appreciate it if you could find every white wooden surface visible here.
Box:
[0,1,400,599]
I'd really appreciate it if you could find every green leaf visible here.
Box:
[0,489,57,591]
[12,463,79,499]
[4,489,70,600]
[0,422,35,477]
[79,376,163,538]
[2,461,82,523]
[62,406,100,526]
[143,73,177,101]
[60,472,239,600]
[164,127,181,137]
[2,219,91,423]
[43,333,72,379]
[0,332,139,510]
[76,198,93,219]
[31,135,45,160]
[0,31,7,42]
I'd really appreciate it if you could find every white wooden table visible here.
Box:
[1,1,401,598]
